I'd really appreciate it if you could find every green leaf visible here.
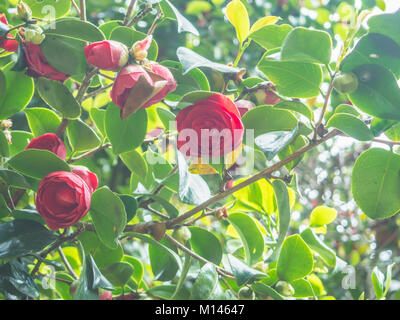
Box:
[341,33,400,78]
[177,47,240,75]
[73,254,114,300]
[290,279,315,298]
[274,100,313,121]
[12,209,46,225]
[228,212,264,265]
[119,195,138,223]
[120,149,148,182]
[251,282,284,300]
[228,254,266,287]
[25,0,71,19]
[383,263,394,297]
[349,64,400,121]
[300,228,336,267]
[258,57,323,98]
[101,262,134,288]
[122,255,144,285]
[309,206,337,227]
[89,187,127,249]
[160,0,199,36]
[177,151,211,205]
[188,226,223,265]
[277,235,314,282]
[0,64,34,119]
[278,135,307,171]
[0,260,39,299]
[157,107,176,131]
[0,168,31,189]
[45,18,105,42]
[37,78,81,119]
[281,27,332,65]
[226,0,250,44]
[334,104,360,117]
[8,149,71,179]
[67,119,101,152]
[105,103,148,155]
[371,266,385,299]
[40,35,86,76]
[268,180,291,261]
[327,113,374,141]
[255,128,298,160]
[25,108,61,137]
[242,106,298,139]
[352,148,400,219]
[370,118,397,137]
[89,108,106,136]
[126,233,181,281]
[190,263,219,300]
[0,219,56,259]
[367,10,400,47]
[249,24,292,50]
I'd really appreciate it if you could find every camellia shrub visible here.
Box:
[0,0,399,300]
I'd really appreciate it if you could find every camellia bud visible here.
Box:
[24,26,45,45]
[0,119,12,130]
[131,35,152,61]
[16,1,32,21]
[99,290,113,300]
[84,40,129,71]
[172,226,192,244]
[333,72,358,94]
[238,287,255,300]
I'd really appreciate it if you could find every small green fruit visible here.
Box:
[238,287,255,300]
[333,72,358,94]
[172,226,192,244]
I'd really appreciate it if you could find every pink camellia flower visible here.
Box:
[23,42,70,82]
[25,133,67,160]
[235,100,255,117]
[84,40,129,71]
[0,13,19,52]
[176,93,244,158]
[111,63,177,119]
[71,165,98,193]
[36,171,91,230]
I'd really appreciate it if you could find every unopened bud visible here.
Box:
[16,1,32,21]
[172,226,192,244]
[1,120,12,129]
[131,35,152,61]
[216,207,229,220]
[3,130,11,145]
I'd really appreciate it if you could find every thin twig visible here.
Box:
[147,9,163,35]
[98,72,115,81]
[82,84,113,101]
[145,206,169,220]
[57,247,79,280]
[164,233,235,278]
[68,143,111,163]
[126,5,152,28]
[79,0,86,21]
[124,0,137,26]
[71,0,81,15]
[55,118,70,137]
[372,138,400,146]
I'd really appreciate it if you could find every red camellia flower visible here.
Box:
[36,171,91,230]
[110,63,176,118]
[0,13,19,52]
[71,165,98,193]
[176,94,244,158]
[84,40,129,71]
[235,100,255,117]
[25,133,67,160]
[23,41,70,82]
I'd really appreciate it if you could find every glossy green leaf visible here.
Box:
[341,33,400,78]
[349,64,400,121]
[327,113,373,141]
[255,128,298,160]
[0,219,56,259]
[157,107,176,131]
[249,24,292,50]
[274,100,313,121]
[25,0,71,19]
[352,148,400,219]
[122,255,144,286]
[258,57,323,98]
[367,10,400,47]
[278,135,307,171]
[8,149,71,179]
[228,254,265,287]
[177,150,211,205]
[189,226,223,265]
[309,206,337,227]
[119,195,138,223]
[25,108,61,137]
[89,186,127,249]
[277,235,314,282]
[105,103,148,155]
[334,104,359,117]
[0,168,31,189]
[228,212,264,265]
[281,27,332,65]
[101,262,134,287]
[226,0,250,44]
[251,282,284,300]
[371,266,385,299]
[45,18,105,42]
[9,131,33,157]
[67,119,101,152]
[0,64,34,119]
[291,279,315,298]
[0,131,9,158]
[160,0,199,36]
[190,263,218,300]
[300,228,336,267]
[89,108,106,136]
[177,47,240,75]
[37,78,81,119]
[120,149,148,182]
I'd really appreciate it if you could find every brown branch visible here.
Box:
[126,4,152,28]
[79,0,86,21]
[68,143,111,163]
[148,9,163,35]
[82,84,113,101]
[124,0,137,26]
[71,0,81,15]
